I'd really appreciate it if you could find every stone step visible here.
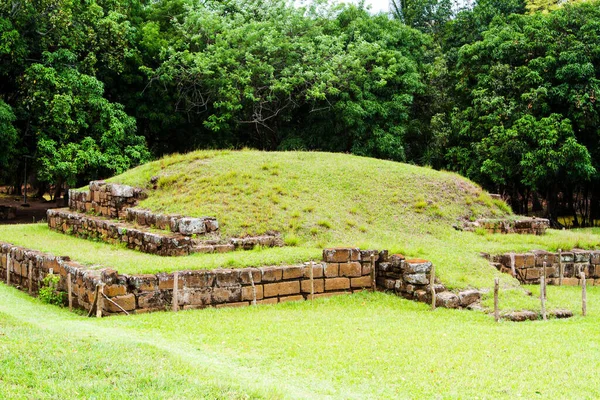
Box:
[47,209,282,257]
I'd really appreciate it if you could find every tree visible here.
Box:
[390,0,454,35]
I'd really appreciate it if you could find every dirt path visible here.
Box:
[0,195,63,225]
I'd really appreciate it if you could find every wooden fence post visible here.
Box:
[370,254,376,292]
[28,260,33,294]
[542,261,547,300]
[96,283,104,318]
[494,278,499,322]
[6,251,11,286]
[172,271,179,312]
[67,272,73,312]
[558,249,563,286]
[581,270,587,317]
[430,264,436,311]
[540,276,547,321]
[310,261,315,300]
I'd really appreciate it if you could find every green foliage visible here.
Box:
[38,273,65,306]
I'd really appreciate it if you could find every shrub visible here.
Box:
[39,273,66,306]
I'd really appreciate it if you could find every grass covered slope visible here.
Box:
[108,150,509,247]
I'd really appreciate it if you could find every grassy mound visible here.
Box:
[108,150,510,248]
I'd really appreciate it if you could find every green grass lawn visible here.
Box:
[1,283,599,399]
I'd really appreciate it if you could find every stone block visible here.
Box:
[404,273,429,285]
[157,274,174,290]
[361,263,372,275]
[404,259,432,274]
[263,281,300,298]
[389,254,405,268]
[257,298,279,305]
[215,302,249,309]
[215,269,241,287]
[514,254,535,268]
[240,268,261,284]
[131,274,157,291]
[137,291,165,309]
[282,266,304,280]
[212,286,242,303]
[183,270,214,288]
[573,250,590,263]
[435,291,460,309]
[322,248,360,263]
[526,268,540,280]
[360,250,379,262]
[351,276,372,288]
[325,277,350,291]
[105,294,136,312]
[104,284,127,298]
[261,266,283,282]
[303,263,324,278]
[458,289,481,307]
[242,285,264,301]
[279,295,304,303]
[339,262,362,277]
[324,263,339,278]
[178,217,207,235]
[183,289,212,306]
[214,244,235,253]
[562,277,579,286]
[301,278,324,293]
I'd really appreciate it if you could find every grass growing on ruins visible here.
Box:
[0,224,320,274]
[1,283,599,399]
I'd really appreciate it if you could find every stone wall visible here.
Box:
[377,253,481,308]
[490,249,600,285]
[0,205,16,220]
[460,217,549,235]
[69,181,147,219]
[124,208,219,236]
[2,242,482,316]
[0,243,377,315]
[47,209,282,256]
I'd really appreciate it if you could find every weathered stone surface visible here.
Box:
[282,266,303,280]
[404,259,432,274]
[458,289,481,307]
[324,263,339,278]
[404,273,429,285]
[339,262,362,277]
[178,218,207,235]
[325,277,350,291]
[435,291,460,308]
[242,285,264,301]
[303,263,324,278]
[261,266,283,282]
[104,284,127,298]
[526,269,540,280]
[506,310,538,322]
[105,294,136,312]
[350,276,372,288]
[215,269,241,287]
[264,281,300,297]
[301,278,324,293]
[550,309,573,319]
[212,286,242,303]
[322,248,360,263]
[279,295,304,303]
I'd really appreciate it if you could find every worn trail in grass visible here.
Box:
[1,284,599,399]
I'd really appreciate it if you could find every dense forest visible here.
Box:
[0,0,599,225]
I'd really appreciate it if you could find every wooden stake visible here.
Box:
[310,261,315,300]
[541,276,547,321]
[581,270,587,317]
[87,284,100,317]
[370,254,376,292]
[96,284,104,318]
[249,270,257,306]
[430,264,436,311]
[558,249,563,286]
[28,260,33,295]
[542,261,547,300]
[510,252,516,278]
[494,278,500,322]
[6,251,11,286]
[102,292,130,315]
[67,272,73,312]
[172,271,179,312]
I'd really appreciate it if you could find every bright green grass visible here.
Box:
[1,284,599,399]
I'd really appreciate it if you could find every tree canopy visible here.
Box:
[1,0,599,224]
